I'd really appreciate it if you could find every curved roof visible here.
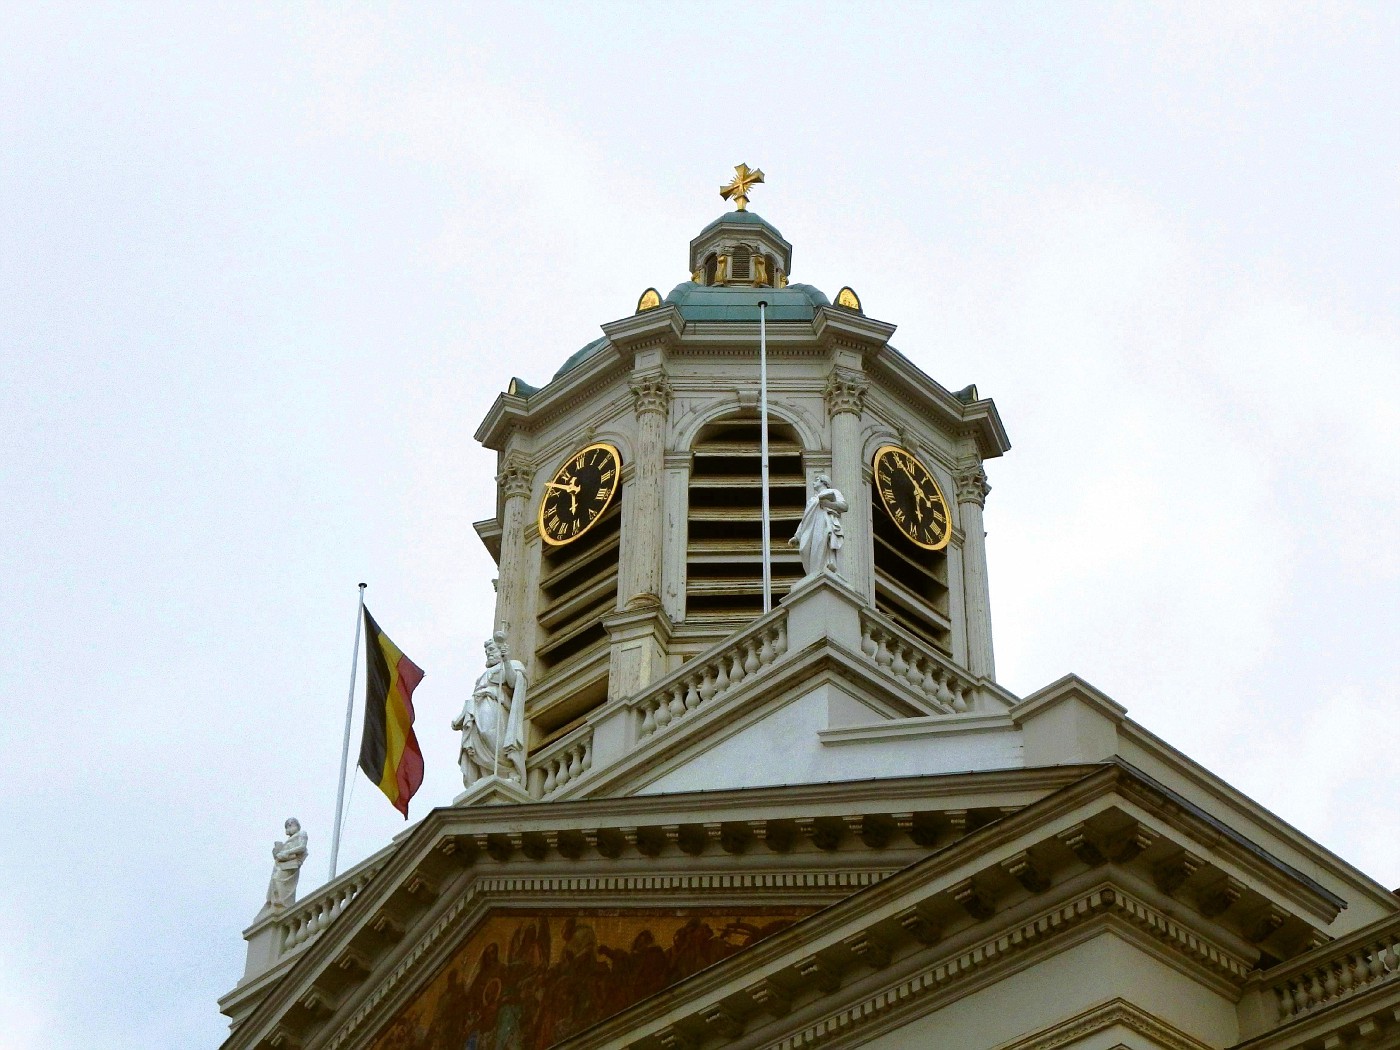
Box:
[549,282,831,383]
[663,281,829,322]
[553,335,610,379]
[693,209,785,242]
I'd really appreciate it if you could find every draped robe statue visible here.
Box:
[265,818,308,910]
[789,473,849,578]
[453,632,528,788]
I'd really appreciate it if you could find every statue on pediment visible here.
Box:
[789,473,849,578]
[453,631,528,788]
[265,818,308,910]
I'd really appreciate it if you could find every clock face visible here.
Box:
[538,442,621,547]
[872,445,952,551]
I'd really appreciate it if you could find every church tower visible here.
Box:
[474,174,1008,788]
[220,172,1400,1050]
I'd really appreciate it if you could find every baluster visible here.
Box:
[953,683,971,712]
[1367,941,1387,981]
[923,663,944,702]
[668,682,686,720]
[729,648,746,684]
[581,738,593,772]
[713,656,730,694]
[640,703,656,737]
[933,671,954,709]
[874,629,893,668]
[567,745,583,780]
[860,620,877,658]
[1338,953,1357,995]
[684,675,701,711]
[759,629,775,665]
[907,649,923,687]
[1306,969,1325,1007]
[698,667,717,702]
[774,620,788,656]
[890,641,909,680]
[543,761,558,795]
[743,639,760,674]
[1322,966,1339,999]
[1274,982,1294,1020]
[1382,936,1400,972]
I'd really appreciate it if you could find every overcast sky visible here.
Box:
[1,3,1396,1047]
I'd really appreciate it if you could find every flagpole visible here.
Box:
[758,300,773,614]
[329,582,367,881]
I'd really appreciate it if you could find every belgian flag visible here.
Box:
[357,607,425,817]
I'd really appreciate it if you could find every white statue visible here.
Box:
[453,631,528,788]
[265,818,308,910]
[789,473,849,578]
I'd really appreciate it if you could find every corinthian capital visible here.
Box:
[954,464,991,507]
[498,453,534,501]
[630,372,673,418]
[823,368,869,418]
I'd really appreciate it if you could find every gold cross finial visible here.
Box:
[720,163,765,212]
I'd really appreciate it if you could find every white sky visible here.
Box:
[1,3,1396,1047]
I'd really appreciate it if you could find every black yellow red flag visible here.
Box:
[357,607,425,817]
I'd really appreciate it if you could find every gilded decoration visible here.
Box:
[367,908,810,1050]
[719,162,764,212]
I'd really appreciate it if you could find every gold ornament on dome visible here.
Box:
[636,287,661,312]
[720,163,765,211]
[873,445,952,551]
[835,286,862,312]
[539,442,622,547]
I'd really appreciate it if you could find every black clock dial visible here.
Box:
[873,445,951,551]
[538,442,621,547]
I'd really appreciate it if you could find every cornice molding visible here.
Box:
[601,304,685,350]
[986,997,1213,1050]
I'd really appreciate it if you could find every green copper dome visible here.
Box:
[693,208,786,242]
[553,336,609,380]
[663,281,829,321]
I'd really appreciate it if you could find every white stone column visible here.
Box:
[661,451,691,624]
[824,367,872,603]
[495,451,534,639]
[623,371,672,610]
[956,463,995,680]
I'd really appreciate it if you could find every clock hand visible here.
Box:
[546,480,581,493]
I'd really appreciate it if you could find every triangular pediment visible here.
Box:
[219,763,1395,1050]
[219,766,1085,1049]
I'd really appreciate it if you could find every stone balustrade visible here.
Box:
[633,610,789,739]
[1264,916,1400,1023]
[278,864,382,955]
[858,609,976,713]
[527,726,594,800]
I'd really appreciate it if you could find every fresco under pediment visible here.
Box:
[368,907,813,1050]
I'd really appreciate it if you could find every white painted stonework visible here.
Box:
[221,206,1400,1050]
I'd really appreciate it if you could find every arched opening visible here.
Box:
[685,416,805,623]
[703,253,717,286]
